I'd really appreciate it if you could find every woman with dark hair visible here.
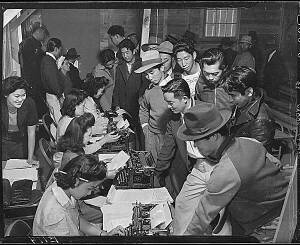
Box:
[56,88,87,140]
[33,154,125,236]
[82,76,109,117]
[92,48,116,111]
[1,76,38,162]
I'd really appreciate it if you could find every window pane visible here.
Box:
[231,24,237,37]
[219,23,226,36]
[206,9,215,23]
[219,9,227,23]
[232,9,237,22]
[205,24,214,37]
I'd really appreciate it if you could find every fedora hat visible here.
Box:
[177,103,232,141]
[134,50,163,74]
[157,41,173,54]
[141,36,162,52]
[65,48,80,60]
[239,35,252,45]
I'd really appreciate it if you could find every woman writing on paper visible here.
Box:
[33,154,125,236]
[1,76,38,162]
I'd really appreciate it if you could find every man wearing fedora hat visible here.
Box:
[232,35,255,70]
[65,48,83,90]
[135,50,173,162]
[141,36,162,52]
[176,102,288,236]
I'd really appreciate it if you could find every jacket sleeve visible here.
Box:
[112,67,121,108]
[184,157,241,235]
[42,60,63,98]
[156,121,176,177]
[139,91,150,127]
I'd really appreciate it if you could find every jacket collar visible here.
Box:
[236,88,264,123]
[51,181,76,209]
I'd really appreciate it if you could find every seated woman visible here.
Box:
[50,113,119,224]
[56,89,108,141]
[82,76,109,118]
[2,76,38,162]
[92,49,116,111]
[33,154,125,236]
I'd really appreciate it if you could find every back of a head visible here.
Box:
[97,48,115,65]
[201,48,227,70]
[162,78,191,99]
[118,38,135,52]
[2,76,29,97]
[46,38,62,52]
[224,66,257,95]
[83,76,109,97]
[107,25,125,37]
[61,88,87,117]
[173,41,195,57]
[54,154,107,190]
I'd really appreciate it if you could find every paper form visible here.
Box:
[106,151,130,171]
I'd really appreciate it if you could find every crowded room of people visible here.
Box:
[2,2,298,243]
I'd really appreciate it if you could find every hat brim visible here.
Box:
[177,109,232,141]
[141,43,160,52]
[134,62,162,74]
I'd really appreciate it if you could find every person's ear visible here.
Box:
[245,87,253,97]
[193,51,197,60]
[182,95,189,104]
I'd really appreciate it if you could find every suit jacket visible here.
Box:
[68,63,83,90]
[112,58,149,126]
[40,55,64,98]
[263,50,288,97]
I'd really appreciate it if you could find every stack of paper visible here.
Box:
[2,159,39,189]
[107,185,173,204]
[101,203,134,231]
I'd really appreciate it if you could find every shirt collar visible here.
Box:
[46,52,57,61]
[51,181,76,209]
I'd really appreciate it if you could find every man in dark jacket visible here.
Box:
[65,48,83,90]
[222,66,275,152]
[177,103,288,236]
[195,48,233,110]
[18,22,49,118]
[107,25,126,61]
[112,39,149,150]
[40,38,64,134]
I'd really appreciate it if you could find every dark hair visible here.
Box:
[200,48,227,70]
[161,78,191,99]
[83,76,109,97]
[57,112,95,153]
[60,89,87,117]
[173,41,195,57]
[54,154,107,189]
[107,25,125,37]
[2,76,30,97]
[223,66,257,95]
[118,38,136,52]
[46,38,62,52]
[97,49,116,65]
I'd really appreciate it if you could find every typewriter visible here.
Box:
[124,202,169,236]
[113,150,156,189]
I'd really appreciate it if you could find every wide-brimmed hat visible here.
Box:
[65,48,80,60]
[177,103,232,141]
[157,41,173,54]
[134,50,163,74]
[239,35,252,45]
[141,36,162,52]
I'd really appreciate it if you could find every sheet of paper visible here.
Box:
[98,153,117,162]
[4,159,36,170]
[150,202,172,229]
[84,195,108,208]
[101,203,134,231]
[106,151,130,171]
[2,168,38,186]
[107,185,173,204]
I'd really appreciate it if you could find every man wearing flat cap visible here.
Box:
[175,102,288,236]
[65,48,83,90]
[232,35,255,70]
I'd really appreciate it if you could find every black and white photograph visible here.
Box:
[1,1,299,243]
